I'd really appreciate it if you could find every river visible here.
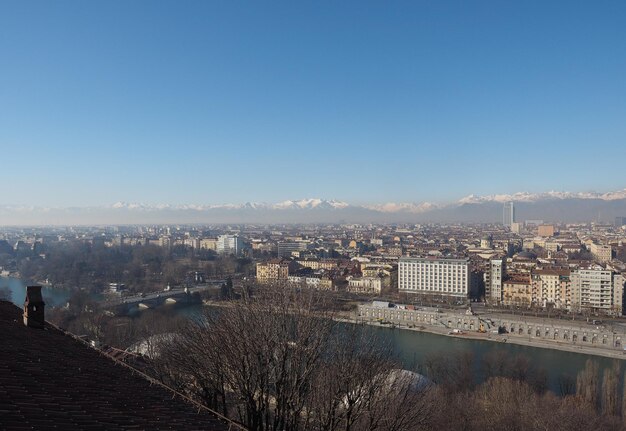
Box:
[373,324,622,391]
[0,277,71,308]
[2,279,623,393]
[176,303,624,393]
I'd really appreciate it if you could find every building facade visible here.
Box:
[537,225,555,237]
[256,258,294,284]
[347,276,383,294]
[532,269,571,309]
[200,238,218,251]
[589,243,612,263]
[216,235,244,255]
[503,201,515,227]
[502,277,533,307]
[277,241,309,258]
[571,269,616,313]
[399,257,469,296]
[485,259,504,302]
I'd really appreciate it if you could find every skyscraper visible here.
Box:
[503,201,515,227]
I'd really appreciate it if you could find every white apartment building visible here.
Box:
[184,238,201,249]
[216,235,244,255]
[571,268,615,313]
[399,257,469,297]
[486,259,504,302]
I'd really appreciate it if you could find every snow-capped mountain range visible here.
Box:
[107,188,626,212]
[2,188,626,225]
[110,199,352,211]
[458,189,626,204]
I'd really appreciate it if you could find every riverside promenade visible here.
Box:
[356,303,626,360]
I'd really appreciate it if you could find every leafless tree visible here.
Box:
[306,325,432,431]
[602,361,621,417]
[557,374,576,397]
[155,286,433,431]
[576,359,600,410]
[423,350,474,393]
[622,373,626,425]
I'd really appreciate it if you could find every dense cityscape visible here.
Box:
[2,207,626,429]
[3,1,626,430]
[3,204,626,314]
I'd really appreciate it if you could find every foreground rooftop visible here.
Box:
[0,300,241,430]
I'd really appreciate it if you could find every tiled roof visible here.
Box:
[0,300,244,430]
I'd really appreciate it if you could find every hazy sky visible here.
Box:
[1,1,625,207]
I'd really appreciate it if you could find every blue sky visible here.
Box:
[1,1,625,207]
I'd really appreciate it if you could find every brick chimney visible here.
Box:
[23,285,45,329]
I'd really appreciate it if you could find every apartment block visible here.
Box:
[571,269,616,313]
[200,238,218,251]
[256,258,295,284]
[590,243,612,263]
[347,276,382,294]
[399,257,469,297]
[277,241,309,258]
[217,235,244,255]
[537,225,555,237]
[295,258,337,271]
[532,269,571,309]
[485,259,504,302]
[502,276,533,307]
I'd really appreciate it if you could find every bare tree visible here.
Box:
[156,286,433,431]
[576,359,600,410]
[622,373,626,425]
[557,374,576,397]
[602,361,621,417]
[423,350,474,393]
[306,324,432,431]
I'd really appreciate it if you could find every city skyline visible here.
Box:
[2,1,626,207]
[2,2,626,429]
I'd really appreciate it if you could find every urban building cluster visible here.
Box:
[1,207,626,316]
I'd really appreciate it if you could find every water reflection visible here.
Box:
[0,277,71,308]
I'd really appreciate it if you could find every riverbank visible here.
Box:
[341,314,626,361]
[197,300,626,361]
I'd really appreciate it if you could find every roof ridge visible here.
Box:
[45,318,248,430]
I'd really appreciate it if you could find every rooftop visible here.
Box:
[0,300,241,430]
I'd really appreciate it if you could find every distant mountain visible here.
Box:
[458,189,626,204]
[111,199,350,211]
[1,189,626,225]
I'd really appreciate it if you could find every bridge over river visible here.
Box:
[101,281,226,314]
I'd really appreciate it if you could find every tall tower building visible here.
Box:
[503,201,515,227]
